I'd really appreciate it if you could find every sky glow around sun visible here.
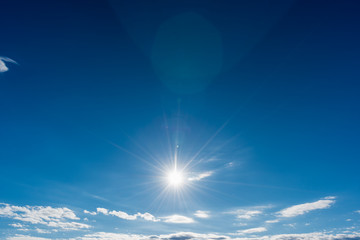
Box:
[167,169,184,187]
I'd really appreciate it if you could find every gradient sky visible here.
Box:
[1,1,360,240]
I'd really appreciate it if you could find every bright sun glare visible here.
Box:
[167,170,183,187]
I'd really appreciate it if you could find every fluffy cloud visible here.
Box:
[194,210,210,218]
[84,207,160,222]
[277,197,336,218]
[162,214,195,223]
[83,210,96,216]
[69,231,231,240]
[7,231,360,240]
[0,203,90,231]
[0,56,17,72]
[188,171,214,181]
[85,207,196,223]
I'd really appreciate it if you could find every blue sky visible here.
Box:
[1,0,360,239]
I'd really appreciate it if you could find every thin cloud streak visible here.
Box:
[162,214,195,223]
[188,171,214,181]
[277,196,336,218]
[0,56,17,72]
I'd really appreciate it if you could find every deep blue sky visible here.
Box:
[1,1,360,239]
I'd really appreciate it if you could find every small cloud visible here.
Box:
[355,210,360,214]
[136,212,160,222]
[228,208,264,220]
[236,210,262,219]
[85,207,159,222]
[194,210,210,219]
[283,223,296,228]
[162,215,194,224]
[9,223,24,228]
[83,210,96,216]
[225,162,235,168]
[0,56,17,73]
[108,210,137,220]
[237,227,267,234]
[265,219,279,224]
[277,196,336,218]
[188,171,214,181]
[35,228,51,234]
[96,208,108,215]
[234,222,248,227]
[227,205,271,221]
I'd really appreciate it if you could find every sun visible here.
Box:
[167,169,184,187]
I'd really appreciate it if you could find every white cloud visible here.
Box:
[0,56,17,73]
[231,232,360,240]
[228,209,263,220]
[162,214,195,223]
[227,206,271,220]
[237,210,262,219]
[85,207,160,222]
[194,210,210,218]
[188,171,214,181]
[96,208,108,215]
[265,219,279,224]
[108,210,137,220]
[46,221,90,230]
[237,227,267,234]
[84,210,96,215]
[7,231,360,240]
[35,228,51,234]
[7,235,51,240]
[355,210,360,214]
[277,196,336,218]
[9,223,25,228]
[0,203,90,231]
[136,212,160,222]
[70,231,231,240]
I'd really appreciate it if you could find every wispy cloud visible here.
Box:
[237,227,267,234]
[9,223,25,228]
[162,214,195,223]
[277,196,336,218]
[0,56,17,73]
[194,210,210,218]
[7,235,51,240]
[227,206,269,220]
[188,171,214,181]
[265,219,279,224]
[0,203,90,231]
[84,207,160,222]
